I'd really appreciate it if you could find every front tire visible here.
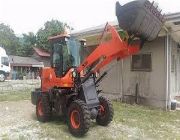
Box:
[0,73,5,82]
[36,94,52,122]
[68,100,90,136]
[96,96,114,126]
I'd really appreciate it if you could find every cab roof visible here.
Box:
[48,33,70,41]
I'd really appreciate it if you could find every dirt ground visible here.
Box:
[0,100,123,140]
[0,80,180,139]
[0,100,39,139]
[0,100,180,140]
[0,79,179,140]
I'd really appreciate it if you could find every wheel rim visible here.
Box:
[0,74,5,81]
[99,105,105,116]
[38,100,43,116]
[70,110,80,129]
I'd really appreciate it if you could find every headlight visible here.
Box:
[71,68,77,78]
[72,71,77,78]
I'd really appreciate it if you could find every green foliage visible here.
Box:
[0,19,71,55]
[0,23,20,54]
[36,19,70,51]
[17,32,36,56]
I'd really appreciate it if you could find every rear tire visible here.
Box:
[96,96,114,126]
[68,100,90,136]
[36,93,52,122]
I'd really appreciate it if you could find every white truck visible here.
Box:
[0,47,10,81]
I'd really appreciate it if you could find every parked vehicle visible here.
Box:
[0,47,10,81]
[31,0,164,136]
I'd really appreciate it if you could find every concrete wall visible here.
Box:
[99,37,167,108]
[100,60,122,99]
[32,53,50,67]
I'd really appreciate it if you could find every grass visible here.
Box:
[36,102,180,140]
[33,102,180,140]
[0,90,31,102]
[0,91,179,139]
[0,79,40,102]
[113,102,180,139]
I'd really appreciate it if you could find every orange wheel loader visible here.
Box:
[31,0,164,136]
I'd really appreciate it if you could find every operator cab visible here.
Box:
[49,34,86,77]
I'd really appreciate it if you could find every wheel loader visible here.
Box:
[31,0,164,136]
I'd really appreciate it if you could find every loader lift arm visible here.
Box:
[77,23,140,79]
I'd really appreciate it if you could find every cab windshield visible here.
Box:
[52,37,81,76]
[65,37,81,68]
[1,57,9,66]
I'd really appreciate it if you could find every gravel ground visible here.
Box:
[0,100,141,140]
[0,80,179,140]
[0,100,180,140]
[0,100,41,139]
[0,100,124,140]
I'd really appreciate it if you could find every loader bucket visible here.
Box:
[116,0,165,41]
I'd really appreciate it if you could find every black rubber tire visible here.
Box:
[36,93,52,122]
[0,73,5,82]
[68,100,90,137]
[96,96,114,126]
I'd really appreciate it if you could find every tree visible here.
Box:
[36,19,71,51]
[0,23,20,54]
[17,32,36,56]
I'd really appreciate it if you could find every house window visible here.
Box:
[131,53,152,71]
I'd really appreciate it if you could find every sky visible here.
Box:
[0,0,179,35]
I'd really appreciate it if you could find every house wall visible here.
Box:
[99,60,122,99]
[32,53,50,67]
[99,37,167,108]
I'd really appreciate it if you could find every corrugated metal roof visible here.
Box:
[33,47,50,57]
[71,21,119,37]
[9,55,44,67]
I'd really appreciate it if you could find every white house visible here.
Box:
[72,12,180,110]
